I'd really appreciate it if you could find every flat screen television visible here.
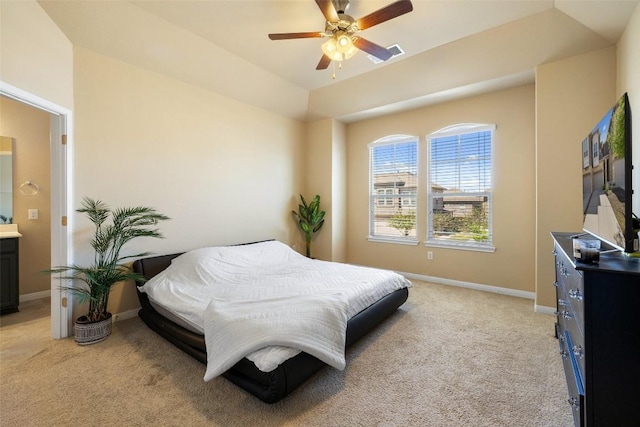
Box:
[582,92,638,254]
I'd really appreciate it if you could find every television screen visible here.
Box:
[582,93,635,253]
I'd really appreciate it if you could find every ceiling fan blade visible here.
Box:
[353,37,393,61]
[356,0,413,30]
[316,54,332,70]
[315,0,339,22]
[269,32,325,40]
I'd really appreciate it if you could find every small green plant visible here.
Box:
[292,194,325,258]
[388,210,416,236]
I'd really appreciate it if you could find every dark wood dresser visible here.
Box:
[552,232,640,427]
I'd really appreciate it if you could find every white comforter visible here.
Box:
[138,240,411,380]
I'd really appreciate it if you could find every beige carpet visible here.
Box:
[0,281,573,427]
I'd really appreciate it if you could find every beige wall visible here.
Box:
[304,119,333,260]
[535,46,617,308]
[331,120,347,263]
[0,0,73,109]
[617,4,640,220]
[346,85,536,293]
[73,47,306,316]
[0,96,52,296]
[304,119,347,262]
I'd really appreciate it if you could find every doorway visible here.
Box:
[0,81,72,339]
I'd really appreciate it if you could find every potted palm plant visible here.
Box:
[46,197,169,345]
[292,194,325,258]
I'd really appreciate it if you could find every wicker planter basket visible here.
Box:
[74,313,113,345]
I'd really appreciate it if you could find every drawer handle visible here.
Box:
[568,397,580,411]
[568,289,583,301]
[555,310,572,320]
[572,345,584,360]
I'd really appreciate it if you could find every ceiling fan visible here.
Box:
[268,0,413,71]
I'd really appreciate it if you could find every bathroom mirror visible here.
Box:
[0,136,13,223]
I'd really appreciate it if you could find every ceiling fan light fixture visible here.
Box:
[321,38,339,61]
[322,32,357,62]
[336,32,352,51]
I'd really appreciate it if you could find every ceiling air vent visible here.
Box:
[367,44,405,64]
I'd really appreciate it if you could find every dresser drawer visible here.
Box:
[561,330,585,427]
[564,271,584,333]
[554,245,584,334]
[558,312,585,386]
[554,244,572,291]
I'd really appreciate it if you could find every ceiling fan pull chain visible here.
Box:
[332,61,336,79]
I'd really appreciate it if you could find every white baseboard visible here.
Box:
[112,308,139,323]
[534,304,557,315]
[401,271,558,316]
[400,271,536,300]
[19,290,139,323]
[19,290,51,303]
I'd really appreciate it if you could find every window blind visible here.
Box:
[369,137,418,241]
[428,125,494,247]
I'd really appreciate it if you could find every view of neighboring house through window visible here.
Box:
[368,135,418,243]
[427,124,495,250]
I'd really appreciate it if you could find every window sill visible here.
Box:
[425,241,496,253]
[368,236,420,246]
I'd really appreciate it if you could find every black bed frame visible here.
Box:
[133,250,409,403]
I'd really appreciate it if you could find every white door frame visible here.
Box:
[0,81,73,339]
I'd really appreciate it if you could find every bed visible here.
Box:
[133,240,410,403]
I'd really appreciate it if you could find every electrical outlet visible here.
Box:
[28,209,39,220]
[427,251,433,260]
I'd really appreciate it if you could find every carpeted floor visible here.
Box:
[0,281,573,426]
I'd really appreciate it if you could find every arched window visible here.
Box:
[368,135,419,243]
[427,124,495,251]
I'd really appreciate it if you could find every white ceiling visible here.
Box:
[38,0,639,121]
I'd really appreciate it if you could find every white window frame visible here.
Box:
[426,124,496,252]
[368,135,419,245]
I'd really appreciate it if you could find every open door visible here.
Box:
[1,81,72,338]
